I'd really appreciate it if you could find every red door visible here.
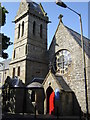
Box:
[49,91,55,115]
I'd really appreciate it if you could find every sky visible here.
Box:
[0,1,88,61]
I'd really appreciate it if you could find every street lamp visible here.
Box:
[56,0,89,120]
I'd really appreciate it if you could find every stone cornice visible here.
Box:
[9,56,49,65]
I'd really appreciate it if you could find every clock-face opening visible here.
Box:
[53,50,72,75]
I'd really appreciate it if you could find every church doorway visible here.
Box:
[46,86,55,115]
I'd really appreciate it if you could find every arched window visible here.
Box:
[53,50,72,75]
[40,24,42,38]
[17,66,20,76]
[22,21,24,36]
[13,49,16,59]
[31,91,35,102]
[13,68,15,78]
[25,44,27,55]
[18,24,20,38]
[33,21,36,35]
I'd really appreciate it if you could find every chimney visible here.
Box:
[58,14,63,23]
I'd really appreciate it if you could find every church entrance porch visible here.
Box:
[46,86,55,115]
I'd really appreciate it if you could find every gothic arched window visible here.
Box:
[13,68,15,78]
[17,66,20,76]
[13,49,16,59]
[18,24,20,38]
[40,24,42,38]
[33,21,36,35]
[22,21,24,36]
[25,44,27,55]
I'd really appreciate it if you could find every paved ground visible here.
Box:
[2,114,89,120]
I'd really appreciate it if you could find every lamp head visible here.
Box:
[56,0,67,8]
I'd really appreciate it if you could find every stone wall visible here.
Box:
[0,69,9,86]
[9,13,29,83]
[9,60,26,83]
[12,14,28,60]
[9,1,48,84]
[43,72,74,116]
[26,60,48,84]
[49,21,90,113]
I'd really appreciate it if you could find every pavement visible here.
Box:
[1,113,90,120]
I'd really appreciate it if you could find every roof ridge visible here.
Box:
[65,25,89,40]
[49,21,89,50]
[39,3,47,16]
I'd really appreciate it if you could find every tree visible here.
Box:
[0,3,13,59]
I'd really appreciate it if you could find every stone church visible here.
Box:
[0,0,90,116]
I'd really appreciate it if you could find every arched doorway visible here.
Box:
[46,86,55,115]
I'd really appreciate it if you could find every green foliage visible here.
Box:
[0,3,8,26]
[1,34,13,59]
[2,52,8,59]
[2,34,12,50]
[0,3,13,59]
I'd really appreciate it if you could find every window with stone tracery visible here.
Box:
[53,50,72,75]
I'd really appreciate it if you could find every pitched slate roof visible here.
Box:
[49,22,90,58]
[31,77,44,84]
[66,26,90,57]
[55,75,72,92]
[43,71,72,92]
[27,82,43,88]
[16,0,47,17]
[2,76,25,88]
[29,2,44,14]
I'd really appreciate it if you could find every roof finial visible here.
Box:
[58,14,63,23]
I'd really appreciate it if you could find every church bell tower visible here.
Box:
[9,0,49,84]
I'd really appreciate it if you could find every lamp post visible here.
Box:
[56,0,89,120]
[0,62,5,86]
